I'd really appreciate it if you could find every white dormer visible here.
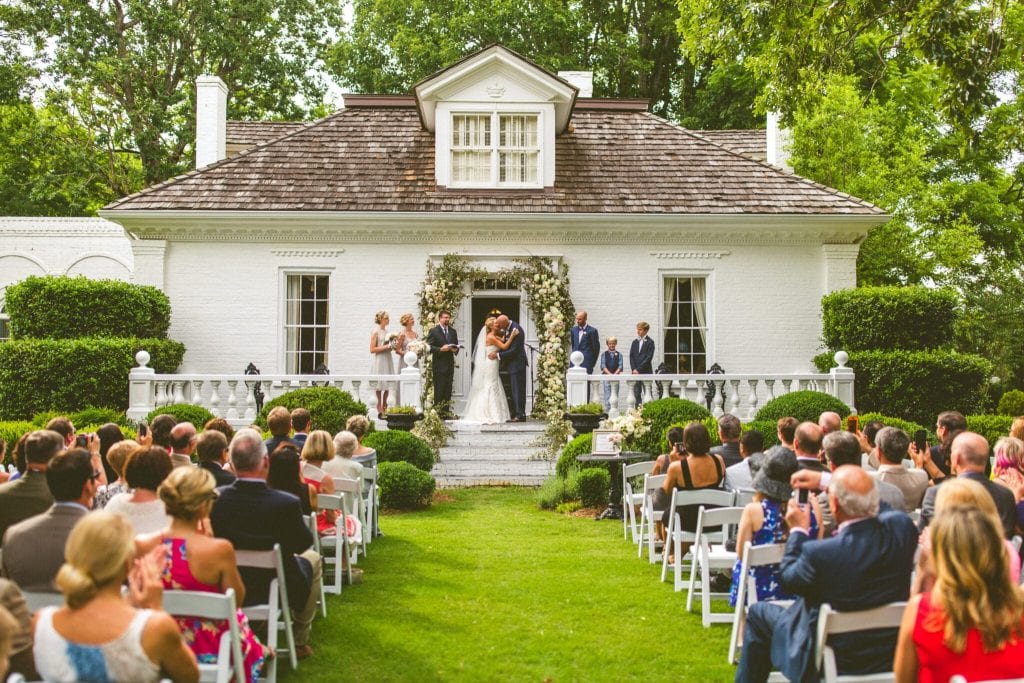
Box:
[414,45,578,190]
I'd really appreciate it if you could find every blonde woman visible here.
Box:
[93,439,138,509]
[895,506,1024,682]
[1011,416,1024,441]
[301,430,338,535]
[32,512,198,683]
[347,414,377,469]
[394,312,419,359]
[992,436,1024,500]
[369,310,396,415]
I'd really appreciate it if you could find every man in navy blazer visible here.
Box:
[571,311,600,401]
[736,466,916,682]
[491,315,528,421]
[210,428,322,659]
[629,321,655,407]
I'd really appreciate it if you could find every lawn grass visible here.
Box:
[282,487,736,682]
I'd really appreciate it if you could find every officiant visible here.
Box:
[427,310,460,418]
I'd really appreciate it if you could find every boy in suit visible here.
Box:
[629,321,654,407]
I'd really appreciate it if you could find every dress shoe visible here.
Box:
[295,644,314,660]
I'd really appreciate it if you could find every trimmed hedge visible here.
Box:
[556,433,603,479]
[0,338,186,420]
[966,415,1015,451]
[31,407,128,428]
[821,286,957,352]
[257,386,367,437]
[856,412,931,441]
[377,461,435,509]
[634,398,712,456]
[744,420,781,449]
[570,467,610,508]
[4,275,171,340]
[754,391,851,424]
[146,404,215,428]
[997,390,1024,417]
[0,421,35,466]
[813,350,992,426]
[363,430,435,472]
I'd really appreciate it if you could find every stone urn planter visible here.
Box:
[563,404,607,436]
[384,410,423,431]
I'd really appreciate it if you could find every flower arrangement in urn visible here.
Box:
[600,409,650,449]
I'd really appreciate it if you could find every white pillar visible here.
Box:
[830,351,856,413]
[566,351,588,407]
[127,350,156,421]
[400,351,423,412]
[129,240,167,289]
[766,111,793,172]
[196,75,228,168]
[822,244,861,292]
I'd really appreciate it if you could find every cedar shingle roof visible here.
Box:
[697,129,767,161]
[225,120,308,146]
[107,103,881,215]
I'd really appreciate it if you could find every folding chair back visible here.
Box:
[301,514,327,619]
[317,492,354,594]
[638,474,667,563]
[362,466,379,543]
[815,601,907,683]
[332,476,366,557]
[686,506,744,622]
[21,591,63,612]
[622,460,656,542]
[733,489,756,507]
[661,488,736,587]
[162,588,245,683]
[728,541,788,664]
[234,543,297,679]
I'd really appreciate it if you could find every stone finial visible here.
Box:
[569,351,584,368]
[135,350,151,368]
[833,350,849,368]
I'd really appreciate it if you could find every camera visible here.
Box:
[74,433,90,448]
[846,415,859,433]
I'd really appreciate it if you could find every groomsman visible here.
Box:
[427,310,459,417]
[630,321,654,407]
[571,310,600,401]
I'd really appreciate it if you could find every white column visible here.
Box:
[130,240,167,290]
[822,244,861,293]
[127,350,156,421]
[196,75,228,168]
[566,351,588,407]
[400,352,423,412]
[830,351,856,413]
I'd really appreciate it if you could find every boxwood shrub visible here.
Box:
[363,430,435,471]
[569,467,610,508]
[754,391,851,424]
[634,398,712,456]
[556,433,604,479]
[4,275,172,340]
[744,420,781,450]
[146,404,216,428]
[0,421,35,466]
[536,474,575,510]
[821,286,957,352]
[997,390,1024,417]
[256,386,367,437]
[855,412,931,441]
[377,461,435,509]
[31,407,128,428]
[0,338,186,419]
[966,415,1015,451]
[813,350,991,426]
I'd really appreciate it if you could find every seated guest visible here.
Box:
[992,436,1024,499]
[210,429,322,660]
[763,417,798,459]
[1012,416,1024,441]
[818,431,905,536]
[2,449,96,591]
[267,442,316,516]
[737,466,917,682]
[724,430,765,492]
[291,408,312,450]
[861,419,886,469]
[0,430,63,546]
[729,449,822,607]
[346,415,377,468]
[136,468,268,683]
[928,410,968,478]
[202,417,236,443]
[44,417,75,448]
[920,431,1016,537]
[106,446,173,534]
[5,434,29,482]
[150,413,178,450]
[872,427,929,511]
[96,422,125,483]
[1,578,36,680]
[33,512,199,683]
[301,431,339,535]
[325,431,365,485]
[793,422,828,472]
[894,506,1024,682]
[264,406,293,454]
[913,477,1020,594]
[710,413,743,468]
[169,422,198,468]
[195,430,236,487]
[818,411,842,436]
[656,422,725,551]
[651,426,684,476]
[94,439,138,509]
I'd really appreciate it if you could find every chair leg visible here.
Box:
[686,547,700,611]
[701,559,712,627]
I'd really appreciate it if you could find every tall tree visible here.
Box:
[2,0,344,184]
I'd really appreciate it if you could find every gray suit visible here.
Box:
[873,464,929,511]
[0,470,53,547]
[1,503,88,591]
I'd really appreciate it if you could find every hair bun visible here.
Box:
[56,563,96,609]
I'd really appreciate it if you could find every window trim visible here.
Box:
[278,268,334,374]
[0,299,9,343]
[659,270,715,374]
[448,109,544,189]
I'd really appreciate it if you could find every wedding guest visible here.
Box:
[1011,416,1024,441]
[291,408,312,450]
[346,415,377,469]
[711,414,743,468]
[370,310,397,416]
[44,417,75,447]
[96,422,125,482]
[33,512,199,683]
[394,312,419,358]
[149,414,177,450]
[263,406,293,455]
[992,436,1024,499]
[267,442,316,516]
[105,446,173,534]
[894,506,1024,682]
[202,417,236,443]
[599,336,624,413]
[5,433,29,482]
[656,422,725,552]
[0,430,63,545]
[325,431,365,486]
[94,439,138,509]
[169,422,198,468]
[195,430,236,487]
[301,431,338,535]
[931,410,967,477]
[629,321,654,407]
[724,430,766,492]
[651,426,685,476]
[427,310,459,418]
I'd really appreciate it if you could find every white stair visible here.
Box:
[431,421,554,487]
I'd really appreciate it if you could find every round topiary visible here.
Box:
[377,461,436,509]
[753,391,850,424]
[569,467,610,508]
[257,386,368,437]
[69,407,129,428]
[363,430,435,471]
[855,412,931,442]
[0,421,35,467]
[997,390,1024,417]
[966,414,1015,451]
[555,433,606,479]
[146,404,216,428]
[743,420,781,450]
[634,398,712,456]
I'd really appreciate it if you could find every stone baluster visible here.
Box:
[712,381,724,417]
[643,380,654,404]
[127,350,156,421]
[208,380,221,417]
[765,379,776,402]
[781,379,792,396]
[730,380,741,415]
[155,381,169,407]
[190,380,204,406]
[608,382,620,419]
[171,381,185,404]
[244,381,256,422]
[226,380,240,420]
[685,379,699,403]
[626,382,637,412]
[747,379,760,419]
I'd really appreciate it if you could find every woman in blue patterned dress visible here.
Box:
[729,449,823,606]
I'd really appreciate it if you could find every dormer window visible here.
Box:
[451,112,540,187]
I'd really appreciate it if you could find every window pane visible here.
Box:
[663,276,708,373]
[498,114,539,185]
[285,274,329,374]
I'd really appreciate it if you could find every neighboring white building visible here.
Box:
[6,46,884,414]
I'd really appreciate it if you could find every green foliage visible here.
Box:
[31,407,128,429]
[410,409,453,457]
[569,467,610,508]
[634,398,712,456]
[377,461,435,510]
[145,404,215,428]
[0,421,34,465]
[966,415,1016,451]
[386,405,418,415]
[555,500,582,514]
[660,417,724,454]
[536,474,576,510]
[997,390,1024,417]
[754,391,851,424]
[566,402,605,415]
[856,412,931,442]
[0,338,185,419]
[743,420,781,450]
[555,434,604,479]
[813,351,992,426]
[363,430,435,472]
[5,276,171,340]
[821,286,958,351]
[257,386,367,437]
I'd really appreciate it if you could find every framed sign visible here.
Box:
[591,429,620,455]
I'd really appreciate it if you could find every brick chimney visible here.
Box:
[558,71,593,98]
[195,75,227,169]
[766,111,792,172]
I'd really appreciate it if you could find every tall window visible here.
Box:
[663,277,708,373]
[285,274,329,373]
[451,112,539,186]
[0,303,9,342]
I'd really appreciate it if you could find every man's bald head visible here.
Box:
[495,315,509,330]
[829,464,879,520]
[951,431,990,472]
[794,422,823,457]
[818,411,841,434]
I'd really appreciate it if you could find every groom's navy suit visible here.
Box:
[498,321,528,419]
[736,508,916,682]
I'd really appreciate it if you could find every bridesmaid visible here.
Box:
[369,311,396,415]
[394,312,419,364]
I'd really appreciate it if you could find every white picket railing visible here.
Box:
[565,351,855,421]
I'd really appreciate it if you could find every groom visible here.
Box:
[490,315,527,422]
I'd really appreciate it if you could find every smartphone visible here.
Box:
[846,415,859,433]
[914,429,927,453]
[137,421,148,438]
[74,434,89,448]
[798,488,809,505]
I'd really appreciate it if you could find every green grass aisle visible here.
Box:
[282,487,735,682]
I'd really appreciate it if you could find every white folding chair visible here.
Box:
[162,588,245,683]
[814,601,907,683]
[686,506,744,623]
[733,489,756,507]
[332,476,366,558]
[234,543,297,679]
[317,492,354,595]
[637,474,667,563]
[362,466,379,544]
[301,514,327,619]
[660,488,736,589]
[622,460,655,543]
[728,542,789,665]
[21,591,64,612]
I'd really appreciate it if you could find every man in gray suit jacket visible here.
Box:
[0,430,63,546]
[1,449,96,591]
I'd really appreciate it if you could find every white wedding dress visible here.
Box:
[460,328,510,425]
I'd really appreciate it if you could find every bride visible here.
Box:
[460,316,519,424]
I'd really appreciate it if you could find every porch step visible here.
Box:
[431,420,554,488]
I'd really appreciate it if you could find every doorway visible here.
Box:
[470,295,520,416]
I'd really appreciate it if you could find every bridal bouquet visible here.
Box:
[386,332,399,350]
